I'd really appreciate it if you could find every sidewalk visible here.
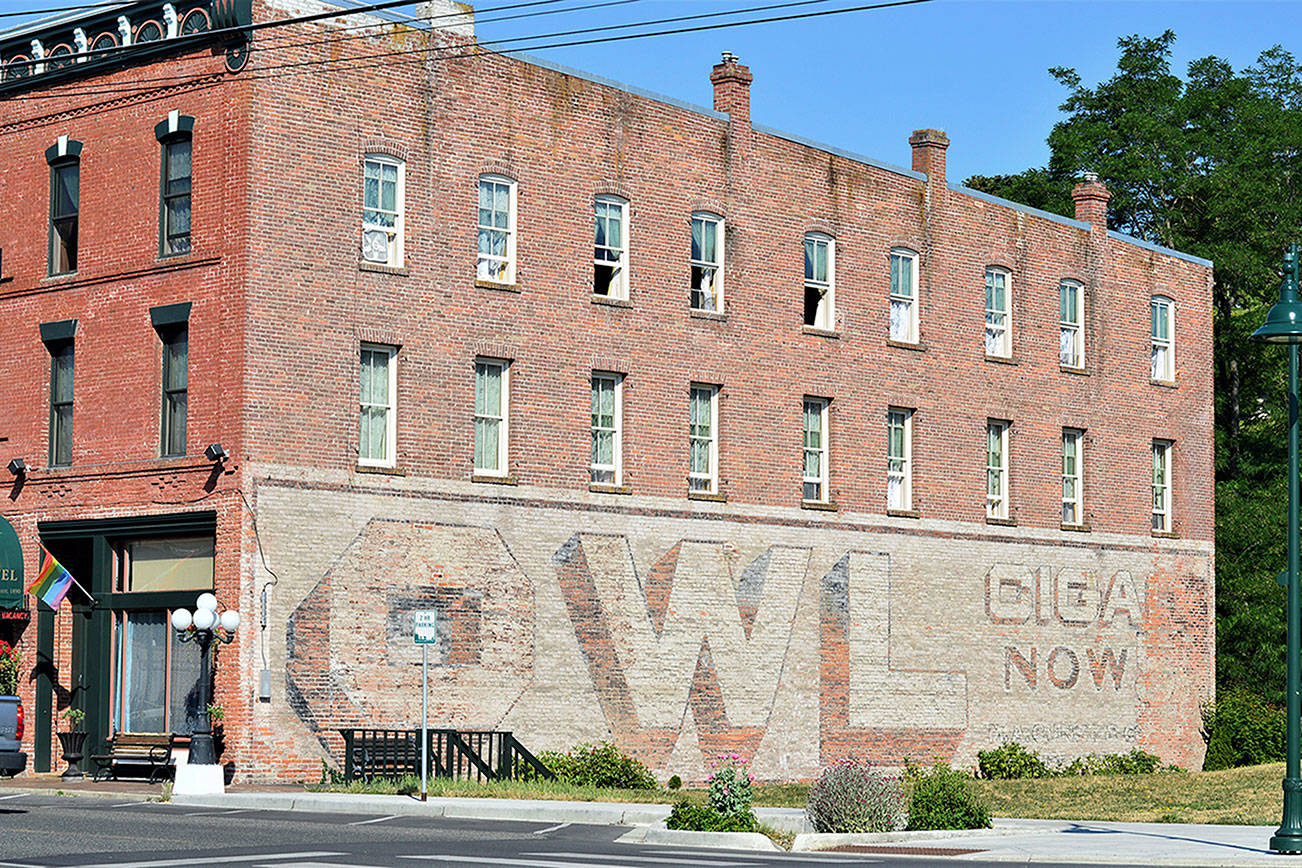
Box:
[0,774,1286,865]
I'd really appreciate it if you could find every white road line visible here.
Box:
[538,853,764,865]
[649,852,875,863]
[110,801,149,808]
[348,814,399,826]
[0,860,45,868]
[532,822,571,835]
[403,856,762,867]
[0,793,28,801]
[255,863,392,868]
[183,808,258,816]
[74,851,346,868]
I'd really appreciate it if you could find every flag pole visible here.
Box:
[35,543,96,606]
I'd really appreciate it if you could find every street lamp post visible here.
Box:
[1253,243,1302,854]
[170,592,240,795]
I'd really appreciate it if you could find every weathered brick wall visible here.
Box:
[244,473,1211,783]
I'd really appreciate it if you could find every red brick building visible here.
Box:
[0,0,1214,782]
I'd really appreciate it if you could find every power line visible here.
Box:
[3,0,929,101]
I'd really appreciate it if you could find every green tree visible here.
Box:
[967,33,1302,707]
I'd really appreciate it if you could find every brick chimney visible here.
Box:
[710,51,753,126]
[1072,172,1110,232]
[909,129,949,183]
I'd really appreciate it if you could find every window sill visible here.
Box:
[1150,378,1178,389]
[887,508,920,519]
[801,499,837,512]
[687,490,726,502]
[158,250,195,264]
[1059,364,1089,376]
[690,308,727,321]
[589,483,632,495]
[1061,522,1091,533]
[986,516,1017,527]
[1152,529,1180,539]
[356,463,404,476]
[475,279,521,293]
[359,261,409,276]
[802,326,840,339]
[592,295,633,309]
[42,271,78,282]
[985,354,1017,365]
[472,473,518,485]
[886,338,925,352]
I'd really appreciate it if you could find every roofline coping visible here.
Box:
[752,123,925,181]
[949,183,1092,231]
[507,49,729,122]
[1107,230,1213,268]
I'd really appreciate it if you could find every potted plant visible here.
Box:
[207,703,225,758]
[57,707,87,780]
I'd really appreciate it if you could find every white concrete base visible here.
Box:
[172,763,225,796]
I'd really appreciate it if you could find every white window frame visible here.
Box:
[887,408,913,511]
[593,195,629,300]
[688,383,719,493]
[1151,296,1175,382]
[986,420,1010,520]
[1152,439,1172,532]
[591,372,623,485]
[690,212,724,313]
[358,343,397,468]
[1062,428,1083,526]
[804,233,835,330]
[361,155,404,267]
[477,175,517,284]
[889,247,919,343]
[473,358,510,475]
[1059,279,1084,368]
[985,266,1011,358]
[802,397,830,503]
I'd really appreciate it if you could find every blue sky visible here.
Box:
[3,0,1299,181]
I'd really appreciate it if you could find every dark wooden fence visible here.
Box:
[338,729,555,783]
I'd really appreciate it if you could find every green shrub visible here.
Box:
[666,799,758,832]
[806,759,906,833]
[1202,690,1285,770]
[905,762,991,831]
[667,775,682,790]
[1061,749,1165,776]
[537,741,657,790]
[977,742,1049,779]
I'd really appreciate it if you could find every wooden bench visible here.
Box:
[91,732,175,783]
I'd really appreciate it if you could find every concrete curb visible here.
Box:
[792,825,1057,850]
[617,826,779,851]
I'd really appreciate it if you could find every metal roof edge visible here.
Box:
[1106,230,1213,268]
[752,123,925,181]
[504,49,729,122]
[0,3,132,41]
[948,183,1092,231]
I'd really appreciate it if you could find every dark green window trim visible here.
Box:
[39,318,76,343]
[157,116,194,258]
[159,323,188,458]
[150,301,191,328]
[153,114,196,141]
[48,158,79,276]
[43,138,83,164]
[39,510,216,540]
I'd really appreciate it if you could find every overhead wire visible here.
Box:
[1,0,931,102]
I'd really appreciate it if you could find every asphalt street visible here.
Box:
[0,792,1118,868]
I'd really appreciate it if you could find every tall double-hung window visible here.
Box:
[151,303,191,458]
[362,155,404,267]
[887,408,913,511]
[1152,440,1173,532]
[593,196,628,298]
[889,248,919,342]
[1059,279,1084,368]
[474,359,509,475]
[591,373,623,485]
[688,384,719,493]
[1062,428,1083,525]
[802,398,829,502]
[985,267,1011,357]
[156,111,194,257]
[690,213,723,312]
[1151,296,1174,382]
[986,420,1010,519]
[41,319,77,468]
[804,234,834,329]
[477,175,516,284]
[359,344,397,467]
[46,136,82,276]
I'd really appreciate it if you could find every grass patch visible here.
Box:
[308,763,1289,825]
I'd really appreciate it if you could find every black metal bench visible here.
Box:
[91,732,175,783]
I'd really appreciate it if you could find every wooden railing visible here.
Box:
[338,728,555,783]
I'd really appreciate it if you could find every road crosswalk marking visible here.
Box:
[75,851,346,868]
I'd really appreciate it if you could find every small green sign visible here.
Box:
[0,516,23,609]
[413,610,438,645]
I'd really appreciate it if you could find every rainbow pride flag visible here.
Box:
[28,548,74,611]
